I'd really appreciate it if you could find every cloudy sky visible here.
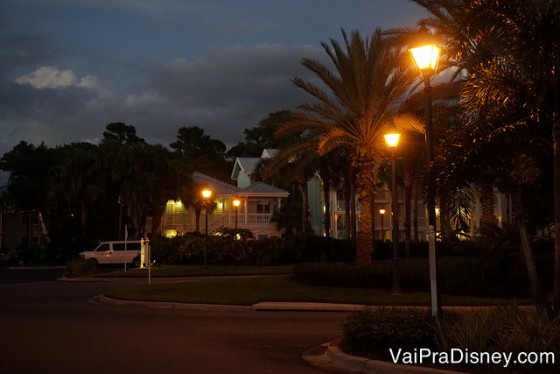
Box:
[0,0,429,156]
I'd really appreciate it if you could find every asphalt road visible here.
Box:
[0,268,348,373]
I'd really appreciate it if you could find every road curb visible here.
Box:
[252,302,365,312]
[98,295,252,312]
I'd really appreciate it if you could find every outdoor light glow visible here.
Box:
[201,189,212,199]
[409,44,440,73]
[384,133,400,148]
[379,208,386,215]
[233,199,240,207]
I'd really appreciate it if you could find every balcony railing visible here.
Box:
[162,212,274,233]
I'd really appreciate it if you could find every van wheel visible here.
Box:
[132,257,140,268]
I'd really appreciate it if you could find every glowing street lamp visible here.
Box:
[233,198,241,229]
[379,208,386,242]
[408,22,440,229]
[201,188,212,270]
[385,128,401,295]
[409,23,441,316]
[201,188,212,199]
[201,188,212,236]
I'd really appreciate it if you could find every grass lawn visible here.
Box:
[95,265,293,277]
[104,274,532,307]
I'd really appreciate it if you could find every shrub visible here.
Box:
[341,307,436,359]
[342,306,560,370]
[292,258,533,298]
[434,306,560,355]
[292,262,391,289]
[149,234,355,266]
[65,258,98,278]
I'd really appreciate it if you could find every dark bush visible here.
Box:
[372,240,480,260]
[149,233,355,266]
[65,258,97,278]
[292,262,391,289]
[341,307,436,358]
[292,257,534,298]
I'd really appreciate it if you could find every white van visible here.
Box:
[79,241,142,266]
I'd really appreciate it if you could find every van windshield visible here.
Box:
[96,243,110,252]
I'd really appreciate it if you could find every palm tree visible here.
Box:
[261,139,316,234]
[413,0,560,318]
[48,143,101,238]
[281,28,416,264]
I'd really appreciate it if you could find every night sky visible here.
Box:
[1,0,428,155]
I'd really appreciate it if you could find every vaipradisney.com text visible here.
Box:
[390,348,556,368]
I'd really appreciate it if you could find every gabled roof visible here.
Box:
[240,182,289,197]
[261,149,279,159]
[193,172,289,198]
[231,157,261,181]
[192,171,241,196]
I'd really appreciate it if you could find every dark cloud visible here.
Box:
[0,34,54,77]
[119,43,326,147]
[1,0,429,156]
[0,41,327,154]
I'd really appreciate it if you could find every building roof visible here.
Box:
[261,149,279,158]
[193,172,289,198]
[231,157,261,181]
[240,182,289,197]
[192,171,241,196]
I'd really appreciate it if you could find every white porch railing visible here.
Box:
[161,212,275,234]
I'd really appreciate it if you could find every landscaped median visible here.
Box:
[101,273,530,307]
[90,261,534,307]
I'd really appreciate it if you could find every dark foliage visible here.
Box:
[150,234,355,266]
[342,308,436,359]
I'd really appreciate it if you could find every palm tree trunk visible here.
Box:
[300,180,310,234]
[553,125,560,315]
[404,174,413,258]
[413,180,419,241]
[513,192,554,319]
[480,182,496,226]
[519,223,554,319]
[195,208,202,233]
[350,176,357,240]
[151,205,164,235]
[319,169,332,237]
[343,176,351,240]
[356,191,373,265]
[439,196,452,241]
[80,200,87,238]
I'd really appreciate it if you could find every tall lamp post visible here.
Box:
[233,198,240,229]
[385,130,402,295]
[409,23,441,230]
[409,23,441,316]
[202,189,212,235]
[379,208,386,242]
[201,188,212,270]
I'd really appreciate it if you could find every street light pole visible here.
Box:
[409,23,440,229]
[233,199,240,229]
[201,188,212,270]
[385,131,402,295]
[409,22,441,316]
[379,208,385,242]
